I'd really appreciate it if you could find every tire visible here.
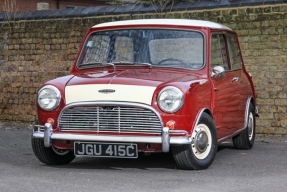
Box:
[172,112,218,170]
[232,103,256,150]
[31,138,75,165]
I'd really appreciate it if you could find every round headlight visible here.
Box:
[37,85,61,111]
[157,86,184,113]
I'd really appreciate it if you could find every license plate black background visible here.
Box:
[74,142,138,158]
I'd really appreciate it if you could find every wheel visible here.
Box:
[31,138,75,165]
[172,112,218,170]
[232,103,256,149]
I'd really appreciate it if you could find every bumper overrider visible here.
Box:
[32,123,192,152]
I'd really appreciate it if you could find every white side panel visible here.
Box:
[65,84,156,105]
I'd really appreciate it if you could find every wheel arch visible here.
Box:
[232,96,256,150]
[250,97,259,117]
[203,108,213,119]
[192,108,214,135]
[172,108,218,170]
[244,97,257,129]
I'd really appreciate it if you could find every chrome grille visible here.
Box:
[58,103,162,134]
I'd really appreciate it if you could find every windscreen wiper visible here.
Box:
[79,62,115,72]
[113,61,152,69]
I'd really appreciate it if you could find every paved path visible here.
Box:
[0,123,287,192]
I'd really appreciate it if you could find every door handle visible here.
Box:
[231,77,239,82]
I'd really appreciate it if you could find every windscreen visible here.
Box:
[78,29,204,69]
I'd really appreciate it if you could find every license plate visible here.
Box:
[74,142,138,158]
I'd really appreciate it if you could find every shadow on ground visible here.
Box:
[46,142,236,170]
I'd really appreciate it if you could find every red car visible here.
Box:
[32,19,258,170]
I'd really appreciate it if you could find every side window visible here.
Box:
[227,34,242,70]
[210,34,229,71]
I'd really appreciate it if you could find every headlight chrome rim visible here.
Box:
[37,85,61,111]
[157,86,184,113]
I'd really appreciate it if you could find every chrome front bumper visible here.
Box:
[32,123,192,152]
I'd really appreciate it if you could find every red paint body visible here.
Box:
[36,20,256,152]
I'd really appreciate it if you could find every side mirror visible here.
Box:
[211,66,225,79]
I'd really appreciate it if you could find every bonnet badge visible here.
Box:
[98,89,116,94]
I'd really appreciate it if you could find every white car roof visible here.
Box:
[92,19,232,31]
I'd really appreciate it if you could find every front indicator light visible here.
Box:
[166,120,175,129]
[46,118,54,126]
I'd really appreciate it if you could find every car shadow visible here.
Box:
[217,140,235,152]
[52,151,178,170]
[47,142,236,170]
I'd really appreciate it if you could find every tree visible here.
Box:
[2,0,18,32]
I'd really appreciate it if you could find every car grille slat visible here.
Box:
[59,104,162,134]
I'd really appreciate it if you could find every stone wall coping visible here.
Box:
[0,0,283,22]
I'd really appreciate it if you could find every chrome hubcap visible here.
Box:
[195,131,208,153]
[191,124,212,160]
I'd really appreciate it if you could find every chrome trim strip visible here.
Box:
[191,108,208,138]
[243,97,252,129]
[171,137,192,144]
[169,130,189,136]
[58,130,162,134]
[57,101,164,128]
[218,127,246,143]
[32,131,45,138]
[194,108,206,129]
[34,125,45,128]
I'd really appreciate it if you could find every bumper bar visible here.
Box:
[32,123,192,152]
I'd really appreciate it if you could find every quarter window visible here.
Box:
[210,34,229,71]
[227,34,242,70]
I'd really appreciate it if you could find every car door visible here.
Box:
[210,33,242,139]
[226,33,249,130]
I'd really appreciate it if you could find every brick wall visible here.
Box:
[0,4,287,135]
[0,0,107,12]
